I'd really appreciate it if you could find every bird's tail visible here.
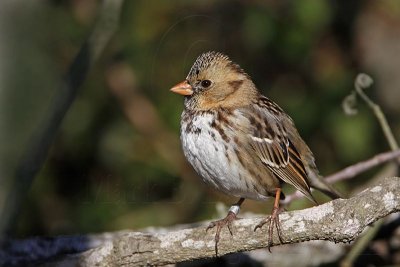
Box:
[306,168,345,200]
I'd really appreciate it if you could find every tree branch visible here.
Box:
[1,177,399,266]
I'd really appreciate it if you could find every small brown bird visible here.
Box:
[170,51,341,254]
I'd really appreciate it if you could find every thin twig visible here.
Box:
[325,149,400,184]
[353,74,399,151]
[281,149,400,204]
[0,0,125,237]
[340,73,399,267]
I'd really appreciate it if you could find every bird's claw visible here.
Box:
[253,207,283,252]
[206,211,237,256]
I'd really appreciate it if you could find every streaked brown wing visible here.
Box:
[248,100,317,204]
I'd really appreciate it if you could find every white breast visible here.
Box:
[180,112,269,200]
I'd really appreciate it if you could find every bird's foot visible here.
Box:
[206,211,237,256]
[254,206,283,252]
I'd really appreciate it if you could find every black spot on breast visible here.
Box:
[185,122,193,134]
[210,131,216,140]
[210,119,217,128]
[193,128,202,135]
[225,150,230,162]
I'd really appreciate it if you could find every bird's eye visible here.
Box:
[201,80,212,88]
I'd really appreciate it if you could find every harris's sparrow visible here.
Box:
[170,51,342,254]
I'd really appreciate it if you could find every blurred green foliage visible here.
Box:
[0,0,399,239]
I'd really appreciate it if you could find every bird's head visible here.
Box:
[170,51,258,111]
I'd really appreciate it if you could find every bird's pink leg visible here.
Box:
[254,188,283,252]
[206,198,245,256]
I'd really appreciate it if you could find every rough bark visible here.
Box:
[1,177,399,266]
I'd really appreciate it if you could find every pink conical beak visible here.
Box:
[170,80,193,96]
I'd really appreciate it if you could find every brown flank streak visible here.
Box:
[212,119,230,142]
[217,127,230,142]
[217,110,232,127]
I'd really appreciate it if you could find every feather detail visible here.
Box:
[272,141,317,204]
[248,98,317,204]
[175,51,339,205]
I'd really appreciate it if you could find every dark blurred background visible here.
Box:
[0,0,399,262]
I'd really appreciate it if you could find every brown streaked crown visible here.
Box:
[184,51,258,111]
[187,51,249,81]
